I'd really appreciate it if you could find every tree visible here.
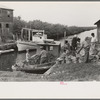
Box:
[13,16,27,40]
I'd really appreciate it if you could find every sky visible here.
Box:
[0,1,100,27]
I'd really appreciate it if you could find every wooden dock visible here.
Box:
[0,49,14,54]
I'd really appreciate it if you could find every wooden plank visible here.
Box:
[0,49,14,54]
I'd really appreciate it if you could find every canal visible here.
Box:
[0,50,36,71]
[60,29,97,46]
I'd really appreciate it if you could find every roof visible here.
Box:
[22,28,45,33]
[0,5,13,10]
[94,20,100,25]
[37,41,61,46]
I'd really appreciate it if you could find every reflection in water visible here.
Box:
[0,52,17,71]
[0,50,36,71]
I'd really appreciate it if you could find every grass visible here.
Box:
[0,62,100,81]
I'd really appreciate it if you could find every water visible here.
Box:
[0,50,36,71]
[0,29,97,71]
[78,29,97,43]
[60,29,97,46]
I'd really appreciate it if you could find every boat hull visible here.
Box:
[20,66,50,74]
[12,62,55,74]
[17,41,37,52]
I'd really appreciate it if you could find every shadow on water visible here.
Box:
[0,50,36,71]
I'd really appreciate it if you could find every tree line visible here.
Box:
[13,16,96,40]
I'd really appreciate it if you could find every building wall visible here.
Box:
[0,8,13,22]
[97,24,100,43]
[48,45,60,57]
[0,8,13,42]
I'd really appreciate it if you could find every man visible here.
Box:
[26,49,30,63]
[40,46,47,64]
[71,35,78,51]
[63,40,70,51]
[90,33,97,55]
[77,37,91,63]
[57,49,67,64]
[91,33,96,43]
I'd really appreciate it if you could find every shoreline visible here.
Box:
[0,62,100,81]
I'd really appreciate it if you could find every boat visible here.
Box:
[12,61,55,74]
[17,41,37,52]
[17,28,47,52]
[0,49,14,54]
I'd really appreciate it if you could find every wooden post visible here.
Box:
[44,61,58,75]
[2,22,3,42]
[64,31,66,44]
[21,29,23,41]
[28,29,30,41]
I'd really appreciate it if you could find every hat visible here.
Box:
[74,34,77,37]
[26,49,29,51]
[40,46,43,49]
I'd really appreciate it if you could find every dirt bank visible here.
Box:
[0,62,100,81]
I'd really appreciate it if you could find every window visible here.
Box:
[7,11,10,17]
[50,46,53,51]
[6,24,9,28]
[8,15,10,17]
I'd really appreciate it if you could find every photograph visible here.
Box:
[0,1,100,82]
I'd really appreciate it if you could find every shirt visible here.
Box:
[26,53,30,61]
[91,36,96,43]
[71,37,77,46]
[60,52,66,60]
[64,43,70,50]
[40,50,47,58]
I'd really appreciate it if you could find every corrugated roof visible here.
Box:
[0,5,13,10]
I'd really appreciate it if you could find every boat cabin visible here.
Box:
[94,20,100,43]
[36,39,61,57]
[21,28,47,42]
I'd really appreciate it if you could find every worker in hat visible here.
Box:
[77,37,91,63]
[40,46,47,64]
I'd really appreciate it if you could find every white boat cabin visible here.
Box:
[36,39,61,57]
[21,28,47,42]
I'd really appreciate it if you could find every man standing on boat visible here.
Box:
[40,46,47,64]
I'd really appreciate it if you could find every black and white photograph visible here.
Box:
[0,1,100,81]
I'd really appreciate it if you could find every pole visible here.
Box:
[64,31,66,44]
[64,31,66,39]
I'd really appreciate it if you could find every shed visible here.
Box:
[94,20,100,43]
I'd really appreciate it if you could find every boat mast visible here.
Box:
[21,28,23,41]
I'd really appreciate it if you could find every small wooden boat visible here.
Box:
[12,61,55,74]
